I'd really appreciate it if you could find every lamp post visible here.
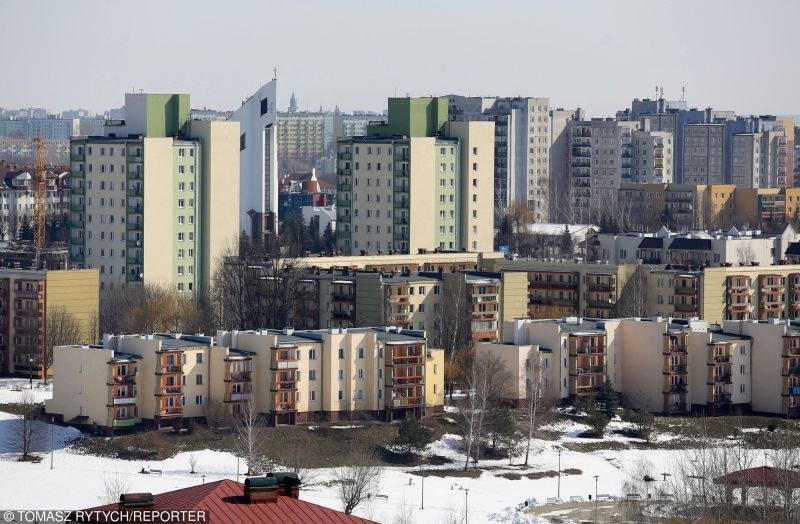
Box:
[50,417,54,469]
[29,358,34,389]
[593,475,599,524]
[557,448,562,500]
[464,488,469,524]
[421,476,424,510]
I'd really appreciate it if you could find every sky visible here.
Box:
[2,0,799,118]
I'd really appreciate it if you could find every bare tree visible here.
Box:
[231,398,269,475]
[334,453,382,515]
[616,267,650,318]
[189,453,198,474]
[431,277,473,401]
[458,353,512,470]
[102,474,131,505]
[274,433,320,486]
[519,354,555,466]
[44,306,82,384]
[736,245,756,266]
[8,391,45,461]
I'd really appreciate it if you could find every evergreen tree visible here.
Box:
[18,213,33,241]
[322,222,336,253]
[560,225,574,257]
[394,415,432,455]
[596,379,620,419]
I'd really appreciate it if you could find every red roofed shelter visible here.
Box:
[714,466,800,507]
[69,476,376,524]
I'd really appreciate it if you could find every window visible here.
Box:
[357,390,364,400]
[358,347,364,359]
[338,348,344,359]
[338,369,344,380]
[310,390,316,401]
[260,97,269,116]
[378,369,383,379]
[240,133,246,150]
[740,364,746,375]
[196,353,203,364]
[195,395,203,405]
[195,374,203,385]
[378,389,383,399]
[338,390,343,400]
[178,199,185,208]
[309,370,316,381]
[358,369,364,379]
[309,349,317,360]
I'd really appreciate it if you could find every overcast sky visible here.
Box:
[2,0,798,118]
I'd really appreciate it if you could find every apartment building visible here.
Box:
[45,327,445,432]
[0,117,79,140]
[336,97,494,255]
[69,93,239,293]
[682,123,725,185]
[448,96,551,220]
[276,111,325,165]
[0,138,70,165]
[631,125,674,183]
[228,80,279,237]
[588,226,797,266]
[566,118,640,221]
[1,169,70,240]
[480,316,758,416]
[0,267,99,376]
[486,259,639,320]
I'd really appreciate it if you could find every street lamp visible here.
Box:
[593,475,599,524]
[464,488,469,524]
[556,447,562,500]
[50,417,54,469]
[29,358,34,389]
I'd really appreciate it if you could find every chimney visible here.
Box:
[244,477,280,504]
[118,493,154,510]
[267,472,301,498]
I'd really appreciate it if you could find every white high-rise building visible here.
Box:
[229,80,279,237]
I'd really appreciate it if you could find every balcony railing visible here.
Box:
[160,385,183,395]
[159,407,183,416]
[713,393,732,404]
[711,374,732,384]
[112,397,136,405]
[665,384,688,393]
[664,364,688,374]
[157,364,182,374]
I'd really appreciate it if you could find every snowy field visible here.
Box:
[0,378,768,523]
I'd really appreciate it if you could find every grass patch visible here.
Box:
[497,472,522,480]
[412,468,482,478]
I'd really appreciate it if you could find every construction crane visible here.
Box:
[33,137,46,253]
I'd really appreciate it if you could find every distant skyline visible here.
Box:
[2,0,799,119]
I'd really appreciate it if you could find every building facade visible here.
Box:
[0,267,99,376]
[336,97,494,255]
[68,93,239,293]
[228,80,279,237]
[45,327,445,432]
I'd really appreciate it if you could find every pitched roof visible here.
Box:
[785,242,800,256]
[73,479,376,524]
[713,466,800,488]
[637,237,663,249]
[668,238,712,251]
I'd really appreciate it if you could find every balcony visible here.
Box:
[586,300,615,309]
[158,407,183,417]
[390,396,422,408]
[338,152,352,161]
[674,302,698,312]
[337,198,351,207]
[126,222,143,231]
[225,392,252,402]
[226,371,252,382]
[528,281,577,290]
[711,355,731,364]
[157,364,182,374]
[337,183,352,192]
[126,187,142,197]
[159,385,183,395]
[585,283,615,292]
[110,373,136,385]
[727,303,752,312]
[711,374,732,384]
[664,384,688,393]
[782,367,800,376]
[393,215,409,225]
[394,152,409,161]
[713,393,732,404]
[274,401,297,412]
[664,364,688,374]
[71,186,85,195]
[674,286,697,295]
[112,397,136,405]
[663,344,688,355]
[664,402,688,413]
[332,310,352,320]
[331,291,354,301]
[571,365,606,376]
[571,345,605,356]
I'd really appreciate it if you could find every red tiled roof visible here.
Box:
[75,479,376,524]
[714,466,800,488]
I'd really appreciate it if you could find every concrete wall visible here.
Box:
[142,138,175,288]
[46,345,110,426]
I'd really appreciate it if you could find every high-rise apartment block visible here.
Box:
[69,93,239,293]
[229,81,279,237]
[448,96,551,220]
[45,328,445,432]
[335,97,494,255]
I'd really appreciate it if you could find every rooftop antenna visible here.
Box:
[659,86,664,99]
[680,86,686,102]
[273,67,277,81]
[654,86,658,100]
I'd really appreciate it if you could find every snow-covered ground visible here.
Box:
[0,379,769,523]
